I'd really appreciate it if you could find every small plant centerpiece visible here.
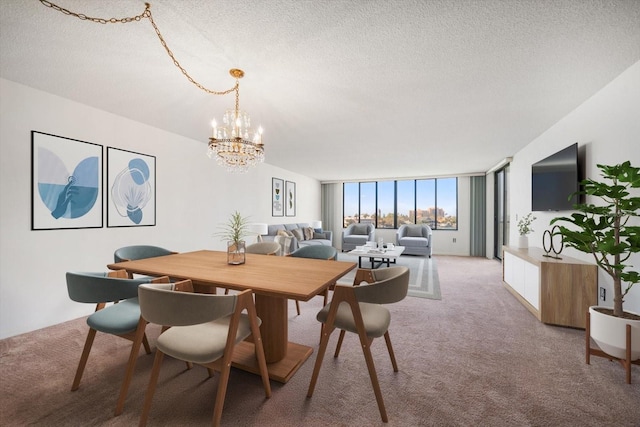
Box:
[216,211,250,265]
[517,213,536,248]
[550,161,640,376]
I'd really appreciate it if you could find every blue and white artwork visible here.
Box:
[107,148,156,227]
[31,132,103,230]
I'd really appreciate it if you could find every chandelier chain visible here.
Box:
[38,0,238,96]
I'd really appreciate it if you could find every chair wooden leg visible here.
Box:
[139,350,165,427]
[334,330,346,358]
[142,333,152,354]
[359,334,388,423]
[307,323,335,398]
[295,300,301,316]
[207,368,215,378]
[249,314,272,398]
[383,331,399,372]
[115,318,147,416]
[71,328,97,391]
[212,359,232,427]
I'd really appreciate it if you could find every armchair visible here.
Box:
[396,224,432,257]
[341,223,375,252]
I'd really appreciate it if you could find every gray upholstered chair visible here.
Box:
[341,223,375,251]
[396,224,432,257]
[307,266,410,423]
[137,281,271,427]
[246,241,281,256]
[65,270,170,416]
[289,245,338,315]
[113,245,177,263]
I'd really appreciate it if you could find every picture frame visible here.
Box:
[272,177,284,216]
[31,131,103,230]
[285,180,296,217]
[107,147,156,227]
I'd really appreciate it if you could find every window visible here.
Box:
[343,178,457,230]
[359,182,376,225]
[416,179,436,228]
[377,181,395,228]
[343,182,359,227]
[396,180,415,226]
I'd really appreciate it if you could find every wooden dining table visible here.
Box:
[107,250,356,383]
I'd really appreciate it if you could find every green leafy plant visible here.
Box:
[215,211,250,245]
[550,161,640,318]
[517,213,536,236]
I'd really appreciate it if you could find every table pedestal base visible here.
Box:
[232,341,313,383]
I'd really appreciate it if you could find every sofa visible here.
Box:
[396,224,432,257]
[262,223,333,255]
[341,223,375,251]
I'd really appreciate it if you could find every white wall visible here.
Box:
[0,78,320,339]
[506,60,640,313]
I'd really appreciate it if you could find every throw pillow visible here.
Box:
[353,224,368,235]
[313,232,327,240]
[290,228,304,241]
[274,235,291,255]
[303,227,314,240]
[406,225,424,237]
[277,229,294,238]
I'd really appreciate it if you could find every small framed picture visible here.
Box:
[272,178,284,216]
[285,180,296,217]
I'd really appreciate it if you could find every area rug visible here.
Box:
[336,252,441,300]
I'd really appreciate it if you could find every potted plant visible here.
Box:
[215,211,250,265]
[517,213,536,249]
[550,161,640,369]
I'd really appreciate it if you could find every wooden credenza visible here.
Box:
[502,246,597,329]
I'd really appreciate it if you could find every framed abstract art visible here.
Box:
[31,131,103,230]
[107,147,156,227]
[285,180,296,217]
[272,177,284,216]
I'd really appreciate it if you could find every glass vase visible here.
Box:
[227,240,246,265]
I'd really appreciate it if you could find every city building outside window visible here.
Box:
[343,178,457,230]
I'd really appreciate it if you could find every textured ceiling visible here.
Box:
[1,0,639,181]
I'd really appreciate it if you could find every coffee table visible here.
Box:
[348,246,405,269]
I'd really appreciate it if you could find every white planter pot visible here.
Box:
[589,306,640,361]
[517,235,528,249]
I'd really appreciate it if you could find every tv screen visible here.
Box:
[531,143,579,211]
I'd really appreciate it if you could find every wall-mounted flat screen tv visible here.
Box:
[531,142,579,211]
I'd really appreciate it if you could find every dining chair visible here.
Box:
[113,245,177,278]
[137,280,271,427]
[246,241,281,255]
[288,245,338,315]
[65,270,171,416]
[306,266,410,423]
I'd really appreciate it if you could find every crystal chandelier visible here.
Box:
[207,69,264,173]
